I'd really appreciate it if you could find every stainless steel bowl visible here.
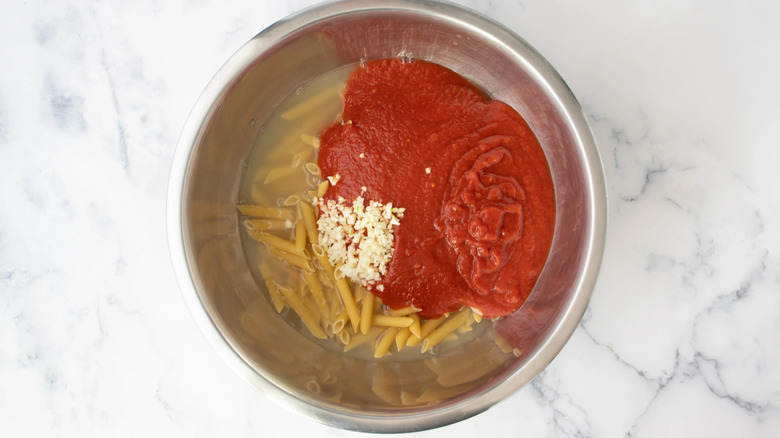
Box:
[167,0,606,432]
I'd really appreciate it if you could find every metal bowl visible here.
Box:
[167,0,606,432]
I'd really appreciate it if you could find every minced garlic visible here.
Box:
[317,195,404,287]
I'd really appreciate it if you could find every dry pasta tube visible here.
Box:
[300,133,320,148]
[374,327,399,358]
[258,261,284,313]
[300,291,322,325]
[335,277,360,331]
[371,315,414,328]
[311,244,336,280]
[302,271,326,306]
[299,202,319,245]
[277,285,326,339]
[360,290,375,334]
[388,306,422,316]
[492,330,521,356]
[282,195,301,207]
[244,218,293,232]
[395,327,412,351]
[303,161,318,175]
[268,247,314,272]
[316,180,329,198]
[344,327,382,352]
[249,231,301,255]
[323,282,342,320]
[294,218,307,253]
[281,85,338,120]
[238,204,294,220]
[442,333,460,343]
[456,324,474,335]
[291,147,315,170]
[302,189,317,204]
[337,329,350,345]
[353,284,365,303]
[264,165,298,184]
[409,314,421,338]
[406,316,446,347]
[330,308,349,335]
[420,309,472,353]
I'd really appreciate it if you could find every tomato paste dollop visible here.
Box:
[318,58,555,318]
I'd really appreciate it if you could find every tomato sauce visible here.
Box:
[318,59,555,318]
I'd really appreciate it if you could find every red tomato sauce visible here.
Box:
[318,59,555,318]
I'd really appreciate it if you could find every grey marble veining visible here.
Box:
[1,0,779,436]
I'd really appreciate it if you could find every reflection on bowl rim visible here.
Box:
[167,0,606,432]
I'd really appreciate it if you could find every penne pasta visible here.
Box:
[420,309,472,353]
[374,327,399,358]
[395,327,412,351]
[299,202,319,245]
[264,165,298,184]
[277,284,327,339]
[258,261,285,313]
[251,231,301,255]
[409,314,421,338]
[442,333,459,343]
[359,291,375,334]
[388,306,422,317]
[244,218,293,232]
[344,327,383,352]
[304,162,320,176]
[300,133,320,148]
[268,247,314,272]
[456,324,473,334]
[294,218,307,253]
[406,316,445,347]
[291,152,303,168]
[324,283,343,320]
[331,307,349,335]
[282,194,301,206]
[316,180,329,198]
[335,277,361,331]
[238,204,294,220]
[371,314,414,328]
[302,189,317,203]
[354,284,365,303]
[301,290,322,324]
[337,329,350,345]
[303,270,326,306]
[492,330,514,355]
[281,86,338,120]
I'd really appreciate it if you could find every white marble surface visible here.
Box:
[2,0,779,436]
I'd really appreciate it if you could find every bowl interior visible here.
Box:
[173,1,603,433]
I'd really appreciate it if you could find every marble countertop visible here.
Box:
[2,0,779,436]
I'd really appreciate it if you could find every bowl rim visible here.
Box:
[166,0,607,433]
